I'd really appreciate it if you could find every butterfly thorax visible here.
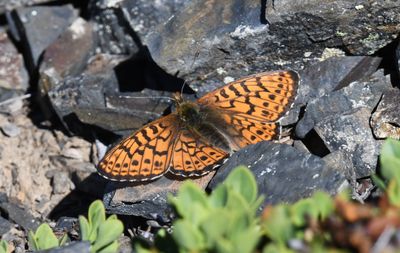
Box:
[176,101,204,125]
[174,94,231,152]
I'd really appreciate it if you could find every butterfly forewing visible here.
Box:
[98,114,179,181]
[197,70,299,149]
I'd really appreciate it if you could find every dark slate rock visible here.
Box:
[0,215,13,235]
[48,73,174,136]
[371,88,400,139]
[0,1,57,14]
[208,141,348,206]
[144,0,398,96]
[7,5,78,72]
[39,18,96,91]
[296,69,391,138]
[0,202,41,231]
[88,0,139,55]
[266,0,400,55]
[0,31,28,91]
[116,0,191,38]
[103,172,215,220]
[55,217,78,232]
[315,108,381,178]
[36,241,90,253]
[296,56,382,105]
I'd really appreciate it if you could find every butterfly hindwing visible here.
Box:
[98,114,179,181]
[170,129,228,177]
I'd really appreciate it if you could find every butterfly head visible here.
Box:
[173,92,201,124]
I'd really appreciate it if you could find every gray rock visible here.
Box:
[36,241,90,253]
[1,123,21,137]
[0,202,41,231]
[0,31,28,91]
[296,69,391,138]
[371,89,400,139]
[143,0,398,96]
[89,0,139,55]
[52,172,72,195]
[0,216,13,235]
[7,5,78,71]
[0,1,57,14]
[315,108,381,178]
[39,18,96,92]
[47,68,174,135]
[103,171,215,220]
[208,141,348,206]
[296,56,382,105]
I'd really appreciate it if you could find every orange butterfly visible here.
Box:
[98,70,299,181]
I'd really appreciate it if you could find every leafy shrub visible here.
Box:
[137,166,263,253]
[79,200,124,253]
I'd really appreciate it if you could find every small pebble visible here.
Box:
[1,123,20,137]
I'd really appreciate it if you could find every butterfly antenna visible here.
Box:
[118,95,173,101]
[180,47,201,96]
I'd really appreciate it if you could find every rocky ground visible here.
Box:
[0,0,399,252]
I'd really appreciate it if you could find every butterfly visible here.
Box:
[97,70,299,182]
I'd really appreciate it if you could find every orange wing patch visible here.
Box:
[98,114,179,181]
[198,70,298,121]
[171,129,228,177]
[198,70,298,149]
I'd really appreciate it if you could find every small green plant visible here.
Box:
[137,166,263,253]
[79,200,124,253]
[0,240,8,253]
[28,223,68,251]
[378,138,400,206]
[262,191,334,252]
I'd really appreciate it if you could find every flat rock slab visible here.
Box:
[209,141,348,206]
[103,172,215,221]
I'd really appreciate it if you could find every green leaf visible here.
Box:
[107,214,118,220]
[371,174,386,190]
[224,166,258,204]
[226,189,249,213]
[91,219,124,252]
[263,205,294,245]
[380,139,400,182]
[215,238,233,253]
[0,240,8,253]
[88,200,106,241]
[199,209,230,247]
[28,230,39,251]
[263,243,295,253]
[311,191,334,220]
[291,199,313,226]
[231,227,261,253]
[209,184,228,208]
[59,233,69,246]
[172,220,205,251]
[387,180,400,206]
[79,216,91,241]
[97,241,119,253]
[34,223,59,250]
[169,182,209,224]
